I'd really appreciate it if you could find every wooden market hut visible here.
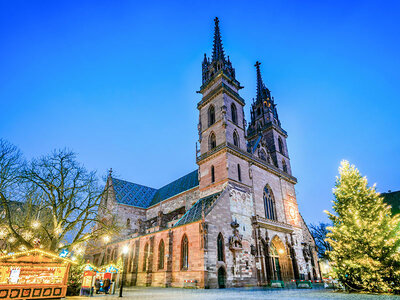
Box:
[0,249,74,299]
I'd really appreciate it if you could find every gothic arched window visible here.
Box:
[282,160,288,173]
[181,234,189,270]
[278,137,284,154]
[237,164,242,182]
[233,131,239,147]
[211,165,215,183]
[126,218,131,229]
[208,105,215,126]
[231,103,237,124]
[143,243,149,271]
[158,239,165,270]
[264,185,277,221]
[209,132,216,150]
[217,233,225,262]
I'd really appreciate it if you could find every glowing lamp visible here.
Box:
[122,245,129,254]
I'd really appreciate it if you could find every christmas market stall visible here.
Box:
[80,263,120,296]
[0,249,74,299]
[80,263,98,296]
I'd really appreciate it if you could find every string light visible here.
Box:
[22,231,33,240]
[31,220,41,229]
[0,249,76,264]
[0,228,8,239]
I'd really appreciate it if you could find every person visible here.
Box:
[94,278,101,294]
[103,278,111,294]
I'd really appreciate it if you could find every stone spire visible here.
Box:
[211,17,225,62]
[255,61,264,102]
[200,18,238,88]
[247,61,281,136]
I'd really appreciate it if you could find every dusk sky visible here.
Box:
[1,0,399,225]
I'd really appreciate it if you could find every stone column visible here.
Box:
[264,235,273,282]
[290,234,299,280]
[131,239,140,286]
[146,236,154,286]
[165,230,174,287]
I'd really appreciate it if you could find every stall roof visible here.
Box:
[0,249,76,264]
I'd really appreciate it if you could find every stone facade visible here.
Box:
[87,18,320,289]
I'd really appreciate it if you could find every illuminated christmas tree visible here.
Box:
[325,160,400,293]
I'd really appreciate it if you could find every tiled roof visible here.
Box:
[150,170,199,207]
[382,190,400,215]
[111,170,199,209]
[174,192,221,227]
[112,178,157,208]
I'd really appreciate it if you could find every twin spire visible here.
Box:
[202,18,276,117]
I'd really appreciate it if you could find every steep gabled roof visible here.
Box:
[111,170,199,209]
[150,170,199,207]
[174,191,221,227]
[111,178,157,208]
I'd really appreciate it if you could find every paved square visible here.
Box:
[68,287,400,300]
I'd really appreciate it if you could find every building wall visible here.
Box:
[104,221,206,288]
[145,188,199,220]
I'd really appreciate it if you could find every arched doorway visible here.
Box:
[270,244,282,281]
[270,235,294,281]
[217,267,226,288]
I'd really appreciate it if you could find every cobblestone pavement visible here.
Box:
[68,287,400,300]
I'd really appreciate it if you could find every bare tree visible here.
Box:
[309,222,332,260]
[0,139,119,253]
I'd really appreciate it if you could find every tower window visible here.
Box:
[231,103,237,124]
[278,137,284,154]
[233,131,239,147]
[209,132,216,150]
[217,233,225,262]
[282,160,288,173]
[181,234,189,270]
[257,107,261,115]
[264,185,277,221]
[208,105,215,126]
[126,218,131,229]
[237,164,242,182]
[158,239,165,270]
[211,165,215,183]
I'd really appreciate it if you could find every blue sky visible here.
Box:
[1,0,399,224]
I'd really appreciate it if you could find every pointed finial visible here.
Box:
[108,168,113,177]
[203,53,208,64]
[212,17,225,62]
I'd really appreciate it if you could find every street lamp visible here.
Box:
[119,245,129,297]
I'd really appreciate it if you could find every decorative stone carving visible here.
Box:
[302,243,311,262]
[221,105,227,128]
[229,220,243,251]
[250,244,256,256]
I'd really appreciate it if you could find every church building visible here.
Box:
[87,18,320,288]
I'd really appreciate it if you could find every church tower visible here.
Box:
[197,18,249,192]
[247,62,292,175]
